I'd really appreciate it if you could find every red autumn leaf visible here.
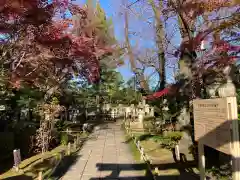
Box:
[1,1,117,89]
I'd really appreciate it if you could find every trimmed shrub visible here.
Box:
[160,131,182,150]
[60,133,68,145]
[145,131,183,150]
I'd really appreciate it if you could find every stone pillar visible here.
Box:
[126,107,130,118]
[118,104,122,115]
[206,83,220,98]
[106,104,111,111]
[145,104,150,115]
[177,107,193,161]
[218,65,236,97]
[150,107,154,117]
[142,99,146,106]
[132,107,136,120]
[218,80,236,97]
[138,110,144,129]
[163,99,169,111]
[218,66,237,173]
[138,109,144,123]
[138,102,142,107]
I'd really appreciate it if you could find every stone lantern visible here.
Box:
[218,66,236,97]
[206,82,221,98]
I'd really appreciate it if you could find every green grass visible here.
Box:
[125,134,141,161]
[0,145,65,179]
[0,132,88,180]
[21,146,65,169]
[124,133,151,177]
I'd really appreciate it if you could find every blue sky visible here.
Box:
[77,0,182,88]
[97,0,135,81]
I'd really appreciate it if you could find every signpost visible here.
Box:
[193,97,240,180]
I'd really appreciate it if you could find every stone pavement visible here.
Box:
[60,121,147,180]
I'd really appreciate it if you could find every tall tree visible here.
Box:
[161,0,239,100]
[162,0,240,158]
[150,0,166,91]
[0,0,118,96]
[0,0,120,153]
[123,0,149,92]
[168,0,240,80]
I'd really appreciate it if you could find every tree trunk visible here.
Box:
[123,0,149,91]
[176,10,196,161]
[150,0,166,90]
[150,0,166,123]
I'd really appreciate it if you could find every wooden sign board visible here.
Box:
[193,98,232,155]
[194,97,240,180]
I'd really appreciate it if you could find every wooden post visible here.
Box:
[146,154,150,161]
[154,167,160,175]
[198,142,206,180]
[137,141,140,149]
[228,97,240,180]
[77,135,79,146]
[13,149,21,172]
[38,171,42,180]
[140,147,144,161]
[175,144,180,161]
[67,142,71,155]
[74,138,77,150]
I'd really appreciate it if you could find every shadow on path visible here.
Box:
[2,175,33,180]
[50,137,89,179]
[88,162,200,180]
[50,154,81,179]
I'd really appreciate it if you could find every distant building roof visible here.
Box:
[145,82,182,100]
[146,88,169,100]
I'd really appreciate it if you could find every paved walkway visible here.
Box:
[60,121,147,180]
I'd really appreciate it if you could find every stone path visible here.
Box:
[60,122,147,180]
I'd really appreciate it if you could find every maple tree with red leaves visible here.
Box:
[0,0,118,94]
[170,0,239,63]
[143,0,239,100]
[165,0,240,98]
[0,0,122,154]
